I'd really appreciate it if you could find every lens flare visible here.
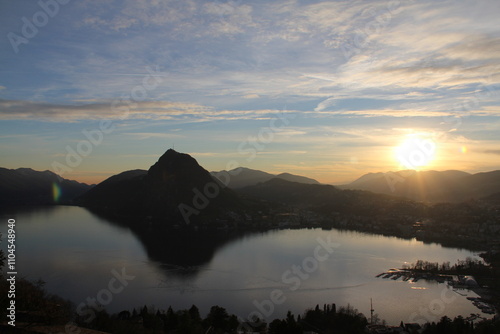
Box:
[52,182,61,203]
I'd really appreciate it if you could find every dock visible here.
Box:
[375,269,497,316]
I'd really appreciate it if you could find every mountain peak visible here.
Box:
[158,148,194,164]
[77,149,242,225]
[164,148,180,155]
[275,172,320,185]
[147,149,211,184]
[158,148,186,162]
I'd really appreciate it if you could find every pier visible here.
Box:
[375,269,497,316]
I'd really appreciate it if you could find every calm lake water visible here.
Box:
[0,206,490,325]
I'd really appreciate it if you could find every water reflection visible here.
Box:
[87,207,254,277]
[0,206,487,325]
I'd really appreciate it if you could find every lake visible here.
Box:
[0,205,489,325]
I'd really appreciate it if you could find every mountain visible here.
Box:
[0,167,92,207]
[78,149,243,226]
[341,169,500,203]
[275,172,319,185]
[211,167,320,188]
[460,170,500,201]
[236,178,424,217]
[346,171,390,187]
[211,167,274,189]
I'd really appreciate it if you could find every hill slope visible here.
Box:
[0,167,92,207]
[236,178,424,217]
[340,170,500,203]
[211,167,320,188]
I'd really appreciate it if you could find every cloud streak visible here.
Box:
[5,98,490,123]
[0,99,298,122]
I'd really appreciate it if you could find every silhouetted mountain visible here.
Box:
[347,171,392,187]
[76,169,147,210]
[275,172,319,185]
[211,167,273,188]
[0,167,92,207]
[340,170,500,203]
[463,170,500,200]
[237,178,424,217]
[78,149,243,226]
[211,167,320,188]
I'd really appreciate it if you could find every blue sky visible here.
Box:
[1,0,500,184]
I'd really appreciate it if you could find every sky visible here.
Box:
[1,0,500,185]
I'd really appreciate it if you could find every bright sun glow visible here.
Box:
[395,136,436,169]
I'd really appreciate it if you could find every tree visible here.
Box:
[269,319,285,334]
[188,304,201,323]
[205,305,230,332]
[284,311,302,334]
[163,306,178,331]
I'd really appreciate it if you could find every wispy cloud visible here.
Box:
[0,99,298,122]
[116,154,161,158]
[0,99,207,121]
[123,132,184,140]
[6,0,498,114]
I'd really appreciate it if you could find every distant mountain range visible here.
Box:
[0,155,319,216]
[214,167,500,204]
[340,169,500,203]
[210,167,320,188]
[0,167,92,207]
[2,152,500,220]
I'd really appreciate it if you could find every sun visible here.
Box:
[394,136,436,170]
